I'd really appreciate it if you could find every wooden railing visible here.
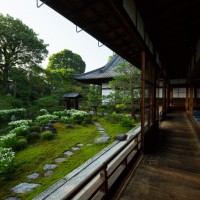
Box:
[62,129,142,200]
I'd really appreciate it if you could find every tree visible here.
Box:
[46,49,86,74]
[109,61,141,118]
[87,85,102,114]
[0,14,48,92]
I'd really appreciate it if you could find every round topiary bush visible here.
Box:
[41,131,54,141]
[15,138,28,150]
[27,132,41,142]
[29,125,41,133]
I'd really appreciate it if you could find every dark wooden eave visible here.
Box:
[41,0,200,79]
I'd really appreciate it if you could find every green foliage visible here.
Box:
[29,126,41,133]
[9,125,30,137]
[0,108,26,121]
[0,147,15,176]
[15,138,28,151]
[41,131,54,141]
[36,114,59,125]
[39,109,49,115]
[0,133,17,149]
[47,49,86,74]
[0,14,48,92]
[33,96,59,110]
[105,112,134,127]
[27,132,41,143]
[87,85,102,113]
[8,119,32,128]
[108,61,141,117]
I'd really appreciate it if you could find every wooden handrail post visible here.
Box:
[100,166,108,194]
[141,51,145,153]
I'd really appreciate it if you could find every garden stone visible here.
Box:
[44,170,54,177]
[114,133,127,141]
[71,147,80,151]
[64,150,74,156]
[94,136,110,144]
[66,124,73,128]
[76,143,83,147]
[10,115,17,122]
[43,164,57,170]
[27,173,40,180]
[50,120,59,124]
[10,183,40,194]
[87,143,92,146]
[5,197,22,200]
[97,127,104,131]
[55,158,67,163]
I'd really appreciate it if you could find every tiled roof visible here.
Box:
[62,93,82,98]
[73,54,123,83]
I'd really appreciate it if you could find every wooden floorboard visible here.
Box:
[118,111,200,200]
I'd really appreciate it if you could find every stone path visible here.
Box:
[7,122,135,199]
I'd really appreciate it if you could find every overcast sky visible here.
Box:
[0,0,113,72]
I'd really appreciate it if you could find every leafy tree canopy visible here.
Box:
[0,14,48,91]
[46,49,86,74]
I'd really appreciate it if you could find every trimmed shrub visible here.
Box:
[27,132,41,142]
[29,125,41,133]
[41,131,54,141]
[0,133,17,149]
[0,147,15,176]
[120,117,134,127]
[9,125,30,137]
[15,139,28,150]
[35,114,59,125]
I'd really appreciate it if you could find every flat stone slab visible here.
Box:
[11,183,40,194]
[43,164,57,170]
[71,147,80,151]
[94,136,110,144]
[87,143,92,146]
[5,197,22,200]
[97,127,104,131]
[27,173,40,180]
[55,158,67,163]
[44,170,54,177]
[64,151,74,156]
[76,143,83,147]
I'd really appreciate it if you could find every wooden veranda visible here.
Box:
[117,111,200,199]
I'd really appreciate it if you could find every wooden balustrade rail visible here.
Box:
[62,129,142,200]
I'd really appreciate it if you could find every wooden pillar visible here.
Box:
[189,85,194,115]
[66,98,71,110]
[185,85,189,111]
[162,79,167,118]
[74,97,78,110]
[141,51,145,152]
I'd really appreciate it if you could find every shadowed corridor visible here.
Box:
[118,111,200,200]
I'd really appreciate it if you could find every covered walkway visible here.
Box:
[118,111,200,199]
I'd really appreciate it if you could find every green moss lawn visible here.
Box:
[0,119,132,200]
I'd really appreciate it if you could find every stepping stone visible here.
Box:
[87,143,92,146]
[44,170,54,177]
[5,197,22,200]
[94,136,110,144]
[97,127,104,131]
[10,183,40,194]
[71,147,80,151]
[27,173,40,180]
[64,150,74,156]
[76,143,83,147]
[54,157,67,163]
[99,130,106,135]
[43,164,57,170]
